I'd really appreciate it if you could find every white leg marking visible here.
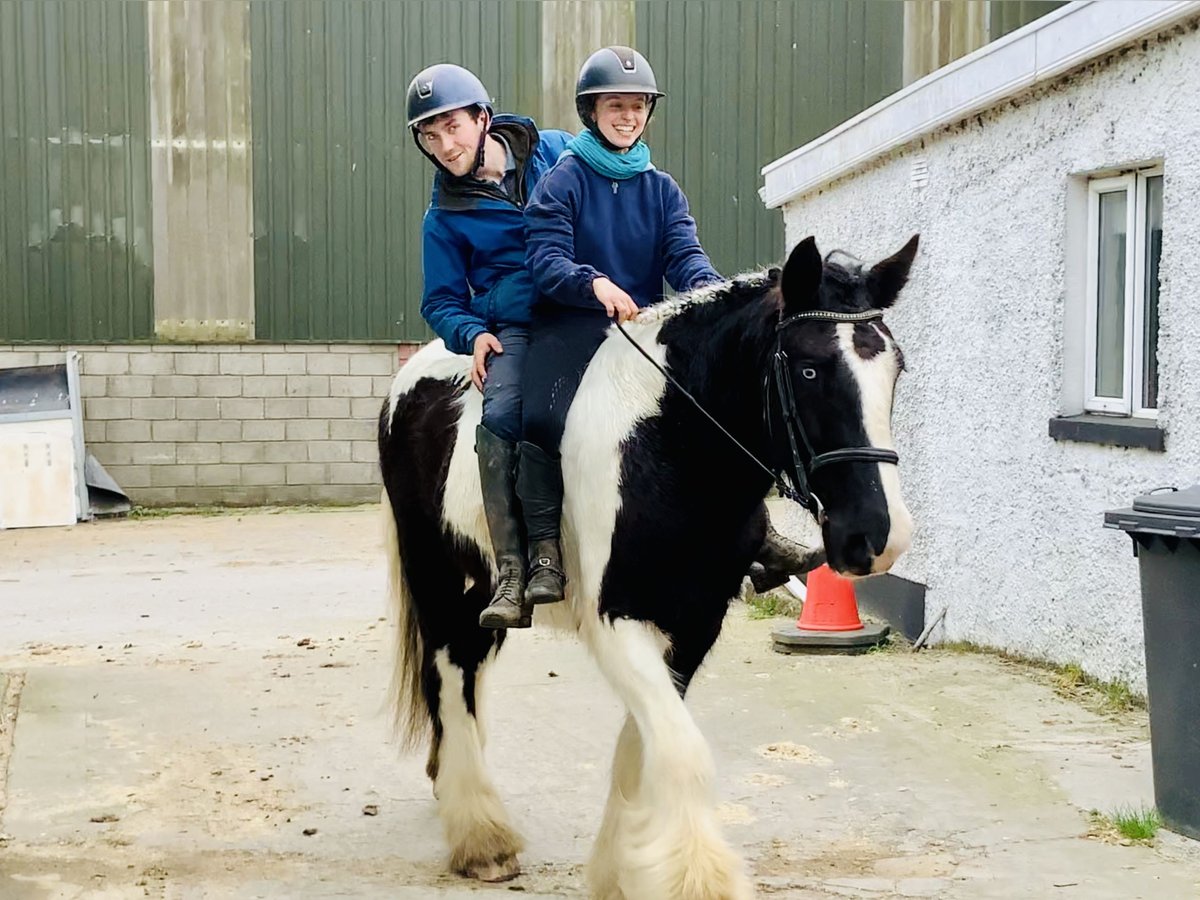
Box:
[432,649,523,882]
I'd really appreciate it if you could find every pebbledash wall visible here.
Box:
[761,2,1200,691]
[0,343,418,506]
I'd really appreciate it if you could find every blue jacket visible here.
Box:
[420,116,572,354]
[524,154,721,313]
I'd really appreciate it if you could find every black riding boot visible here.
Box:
[516,442,566,605]
[748,519,827,593]
[476,426,532,630]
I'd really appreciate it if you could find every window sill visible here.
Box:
[1049,414,1165,451]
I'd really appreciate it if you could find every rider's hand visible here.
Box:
[592,277,639,323]
[471,332,503,392]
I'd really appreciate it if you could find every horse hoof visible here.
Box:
[465,855,521,882]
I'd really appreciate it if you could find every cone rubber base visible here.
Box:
[771,621,890,655]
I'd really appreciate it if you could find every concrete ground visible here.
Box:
[0,508,1197,899]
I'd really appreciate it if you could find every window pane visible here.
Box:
[1143,175,1162,409]
[1095,190,1128,399]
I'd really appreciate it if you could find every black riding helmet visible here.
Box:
[405,63,494,177]
[575,46,664,148]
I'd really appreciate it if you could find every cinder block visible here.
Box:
[197,376,243,397]
[241,375,287,398]
[241,464,287,486]
[151,420,198,442]
[196,464,242,486]
[219,353,264,375]
[352,397,386,419]
[349,354,396,376]
[306,353,350,375]
[266,398,308,419]
[330,419,376,441]
[92,443,134,466]
[131,398,176,420]
[105,419,152,442]
[177,443,222,465]
[220,398,264,419]
[81,353,131,375]
[285,375,330,397]
[220,442,266,464]
[307,397,350,419]
[84,398,132,420]
[328,462,378,484]
[129,486,181,506]
[329,376,373,398]
[241,420,286,441]
[197,420,242,442]
[285,420,329,441]
[264,442,308,463]
[177,398,221,420]
[307,441,352,462]
[174,354,219,376]
[107,376,155,398]
[264,354,307,375]
[286,462,328,485]
[150,464,197,487]
[153,375,199,397]
[128,442,177,465]
[129,354,175,375]
[351,441,378,463]
[311,483,379,504]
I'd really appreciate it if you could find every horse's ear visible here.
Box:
[781,236,822,314]
[867,234,919,309]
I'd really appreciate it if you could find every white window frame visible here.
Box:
[1083,167,1162,418]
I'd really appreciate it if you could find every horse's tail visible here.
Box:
[381,485,429,752]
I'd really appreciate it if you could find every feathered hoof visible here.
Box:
[460,852,521,882]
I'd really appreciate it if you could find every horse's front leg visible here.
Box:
[428,622,523,882]
[582,617,753,900]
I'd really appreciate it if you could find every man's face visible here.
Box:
[417,108,486,177]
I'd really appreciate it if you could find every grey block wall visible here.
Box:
[0,343,420,506]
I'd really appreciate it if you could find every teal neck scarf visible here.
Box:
[565,129,653,180]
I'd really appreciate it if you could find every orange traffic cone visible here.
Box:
[771,564,889,653]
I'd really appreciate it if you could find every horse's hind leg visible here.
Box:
[588,714,643,900]
[584,618,752,900]
[424,581,523,882]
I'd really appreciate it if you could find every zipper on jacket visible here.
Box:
[611,180,618,195]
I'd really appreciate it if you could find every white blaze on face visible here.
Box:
[835,322,913,573]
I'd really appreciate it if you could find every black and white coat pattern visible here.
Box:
[378,236,918,898]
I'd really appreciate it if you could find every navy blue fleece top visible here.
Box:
[524,154,720,312]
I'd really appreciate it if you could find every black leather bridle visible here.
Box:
[766,308,900,515]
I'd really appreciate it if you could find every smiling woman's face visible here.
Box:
[591,93,649,149]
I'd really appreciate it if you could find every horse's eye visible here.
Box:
[801,368,818,381]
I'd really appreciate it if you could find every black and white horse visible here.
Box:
[378,235,918,898]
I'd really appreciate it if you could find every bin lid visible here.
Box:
[1105,484,1200,537]
[1133,485,1200,517]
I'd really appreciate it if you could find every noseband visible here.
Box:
[766,308,900,514]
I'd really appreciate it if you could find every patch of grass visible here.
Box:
[1112,804,1162,841]
[1088,805,1161,843]
[937,642,1143,717]
[745,591,790,620]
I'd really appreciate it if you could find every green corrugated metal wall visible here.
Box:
[249,1,543,342]
[637,1,905,276]
[0,1,154,343]
[1,1,1065,345]
[991,1,1065,40]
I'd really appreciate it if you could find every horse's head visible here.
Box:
[768,234,918,577]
